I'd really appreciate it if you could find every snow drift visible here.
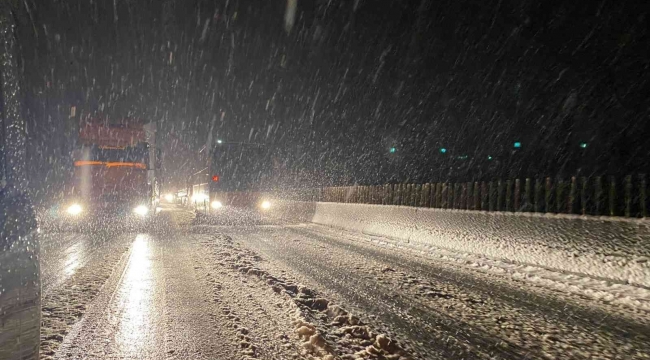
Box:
[274,200,650,288]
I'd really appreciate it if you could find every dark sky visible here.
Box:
[13,0,650,193]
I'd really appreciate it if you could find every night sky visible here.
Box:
[11,0,650,196]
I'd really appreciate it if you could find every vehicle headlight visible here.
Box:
[66,203,83,216]
[133,205,149,216]
[211,201,223,209]
[164,193,174,202]
[260,200,271,210]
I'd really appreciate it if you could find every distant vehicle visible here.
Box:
[0,3,41,358]
[190,142,273,213]
[59,120,161,227]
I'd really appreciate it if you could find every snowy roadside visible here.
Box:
[305,202,650,289]
[219,225,650,359]
[39,242,131,359]
[302,223,650,316]
[194,231,417,360]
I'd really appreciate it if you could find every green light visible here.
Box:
[513,142,521,148]
[580,142,588,149]
[440,148,447,154]
[488,155,493,160]
[389,147,396,153]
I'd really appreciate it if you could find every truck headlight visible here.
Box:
[211,201,223,209]
[133,205,149,216]
[260,200,271,210]
[66,203,83,216]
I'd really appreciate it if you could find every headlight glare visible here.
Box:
[211,201,223,209]
[260,200,271,210]
[66,203,83,216]
[133,205,149,216]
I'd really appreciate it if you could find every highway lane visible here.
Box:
[37,207,650,359]
[215,223,650,359]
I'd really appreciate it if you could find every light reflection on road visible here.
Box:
[41,234,89,294]
[63,241,82,277]
[115,234,156,357]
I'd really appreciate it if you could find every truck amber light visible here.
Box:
[74,160,146,169]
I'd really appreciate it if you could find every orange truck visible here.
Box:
[61,120,160,225]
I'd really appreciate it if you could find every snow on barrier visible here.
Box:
[309,202,650,288]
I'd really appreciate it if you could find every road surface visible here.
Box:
[38,206,650,359]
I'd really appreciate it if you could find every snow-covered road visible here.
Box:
[39,207,650,359]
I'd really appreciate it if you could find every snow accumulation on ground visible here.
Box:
[211,224,650,359]
[312,203,650,288]
[40,243,130,359]
[194,230,414,360]
[303,220,650,315]
[314,203,650,286]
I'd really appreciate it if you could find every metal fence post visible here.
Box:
[569,177,577,214]
[594,177,602,215]
[423,183,431,207]
[609,176,616,216]
[624,175,632,217]
[534,178,542,213]
[449,183,454,208]
[580,177,587,215]
[545,177,552,213]
[497,180,503,211]
[440,183,447,208]
[640,174,647,218]
[480,181,490,211]
[489,181,496,211]
[556,179,565,214]
[514,179,521,211]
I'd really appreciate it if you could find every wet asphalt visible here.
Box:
[38,206,650,359]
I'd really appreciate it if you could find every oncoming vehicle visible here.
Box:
[191,142,273,214]
[59,121,161,228]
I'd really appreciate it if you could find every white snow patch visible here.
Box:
[308,202,650,290]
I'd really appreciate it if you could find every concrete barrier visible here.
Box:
[263,200,317,225]
[307,202,650,288]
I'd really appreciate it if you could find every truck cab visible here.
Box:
[190,142,273,214]
[60,121,160,227]
[208,142,272,210]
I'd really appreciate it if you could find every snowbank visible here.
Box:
[308,202,650,288]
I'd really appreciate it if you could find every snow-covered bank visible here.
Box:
[271,201,650,288]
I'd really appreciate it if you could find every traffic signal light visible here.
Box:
[389,147,396,153]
